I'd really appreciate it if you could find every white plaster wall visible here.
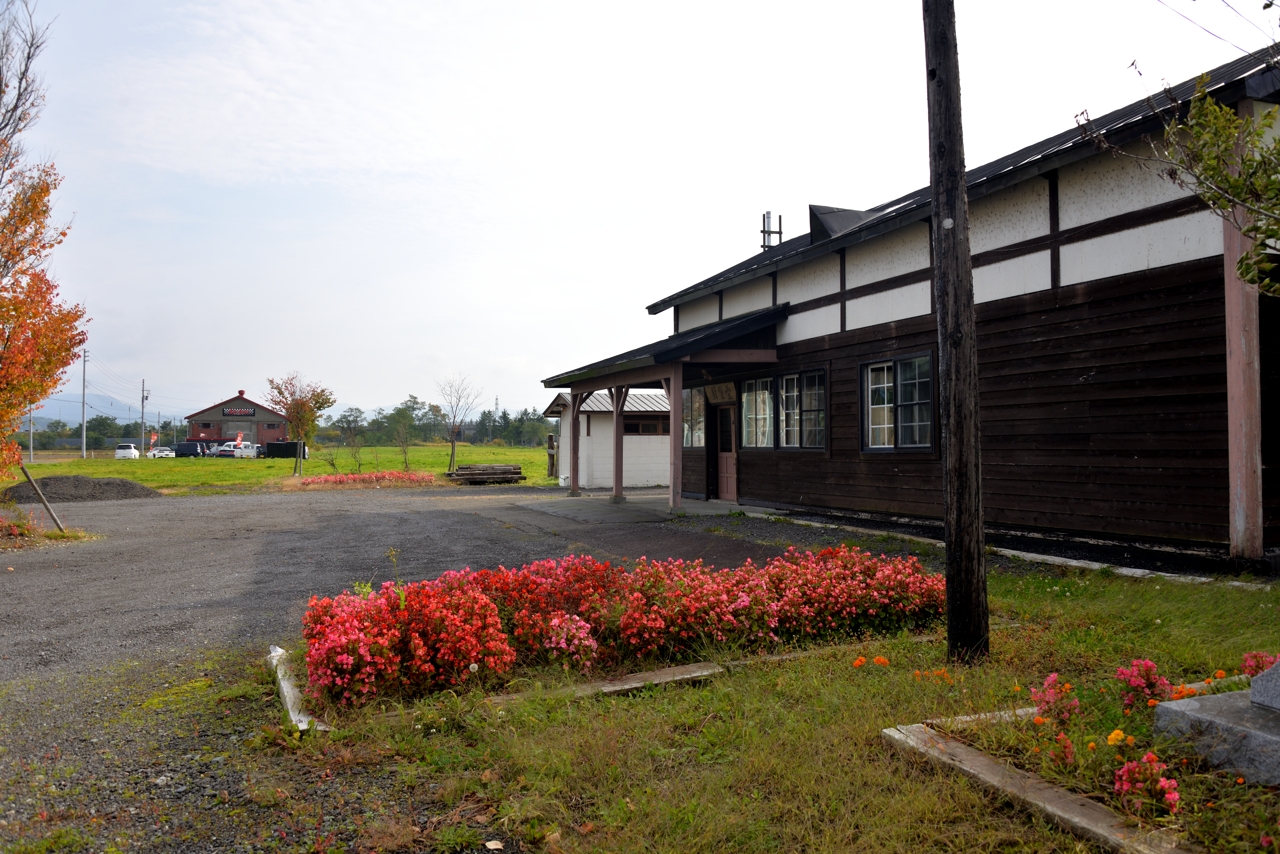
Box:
[722,276,772,318]
[1058,142,1194,230]
[969,180,1050,254]
[846,281,932,330]
[1060,210,1221,286]
[776,303,841,344]
[846,222,931,288]
[678,293,720,331]
[973,251,1052,304]
[776,253,840,305]
[557,414,669,487]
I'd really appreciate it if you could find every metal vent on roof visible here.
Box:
[760,211,782,251]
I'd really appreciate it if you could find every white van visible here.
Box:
[114,443,140,460]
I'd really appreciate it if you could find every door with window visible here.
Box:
[717,406,737,501]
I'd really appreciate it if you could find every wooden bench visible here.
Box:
[446,464,527,484]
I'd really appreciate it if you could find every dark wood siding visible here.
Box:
[726,257,1235,544]
[682,448,707,498]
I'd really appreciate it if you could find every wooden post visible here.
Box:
[663,369,683,510]
[608,386,629,503]
[1224,99,1264,560]
[923,0,988,663]
[568,392,585,497]
[20,463,65,533]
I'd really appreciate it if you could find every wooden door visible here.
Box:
[717,406,737,502]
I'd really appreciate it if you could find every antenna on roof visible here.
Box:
[761,211,782,251]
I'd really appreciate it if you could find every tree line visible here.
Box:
[10,414,184,450]
[315,398,552,449]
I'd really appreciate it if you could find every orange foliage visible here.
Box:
[0,150,87,474]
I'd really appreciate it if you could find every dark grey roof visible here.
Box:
[647,44,1280,315]
[543,304,788,388]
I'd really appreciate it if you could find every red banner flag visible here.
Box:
[236,431,243,446]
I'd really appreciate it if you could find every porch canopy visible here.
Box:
[543,304,787,508]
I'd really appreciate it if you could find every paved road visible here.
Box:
[0,488,783,680]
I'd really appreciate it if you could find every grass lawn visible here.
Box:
[6,527,1274,852]
[3,443,557,494]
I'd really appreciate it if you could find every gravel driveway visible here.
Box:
[0,487,787,680]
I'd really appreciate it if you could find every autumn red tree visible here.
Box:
[0,3,87,476]
[264,372,336,476]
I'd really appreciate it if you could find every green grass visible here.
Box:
[254,567,1278,853]
[4,443,557,494]
[4,541,1276,851]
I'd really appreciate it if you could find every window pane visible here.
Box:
[741,379,773,448]
[866,363,894,447]
[896,356,932,447]
[802,410,825,448]
[691,389,704,447]
[682,389,692,447]
[781,374,799,447]
[802,373,824,411]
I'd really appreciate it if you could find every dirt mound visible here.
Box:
[3,475,161,504]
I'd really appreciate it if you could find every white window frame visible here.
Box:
[862,354,933,451]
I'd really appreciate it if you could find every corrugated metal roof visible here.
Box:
[542,391,670,418]
[646,44,1280,315]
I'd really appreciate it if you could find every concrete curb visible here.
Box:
[882,721,1202,853]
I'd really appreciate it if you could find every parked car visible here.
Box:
[172,441,207,457]
[114,443,139,460]
[214,443,237,457]
[233,444,259,459]
[146,446,175,458]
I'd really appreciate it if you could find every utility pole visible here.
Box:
[81,349,87,459]
[140,380,150,455]
[28,406,33,463]
[923,0,988,663]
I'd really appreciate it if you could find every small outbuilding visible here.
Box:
[185,390,288,445]
[543,391,670,491]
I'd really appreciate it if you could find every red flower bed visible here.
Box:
[303,545,945,705]
[299,470,435,487]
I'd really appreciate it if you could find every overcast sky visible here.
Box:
[27,0,1277,425]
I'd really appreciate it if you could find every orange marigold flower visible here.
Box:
[1032,747,1041,753]
[853,656,866,668]
[1123,708,1132,716]
[1125,736,1135,747]
[873,656,889,667]
[1087,742,1097,751]
[914,670,922,680]
[1013,685,1022,692]
[1204,677,1214,684]
[1236,777,1245,785]
[1106,729,1125,746]
[1215,670,1226,679]
[1033,716,1047,726]
[1147,698,1159,707]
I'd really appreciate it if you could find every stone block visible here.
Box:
[1154,690,1280,785]
[1251,661,1280,711]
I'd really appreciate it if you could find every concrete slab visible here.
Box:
[1250,662,1280,711]
[1155,690,1280,785]
[518,497,673,524]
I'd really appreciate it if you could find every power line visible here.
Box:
[1218,0,1275,42]
[1154,0,1254,54]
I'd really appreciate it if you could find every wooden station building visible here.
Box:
[185,391,289,445]
[543,47,1279,563]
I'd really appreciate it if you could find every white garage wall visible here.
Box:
[722,276,773,318]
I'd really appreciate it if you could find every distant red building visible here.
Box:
[185,390,288,444]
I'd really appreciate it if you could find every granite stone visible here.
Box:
[1154,690,1280,785]
[1251,661,1280,711]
